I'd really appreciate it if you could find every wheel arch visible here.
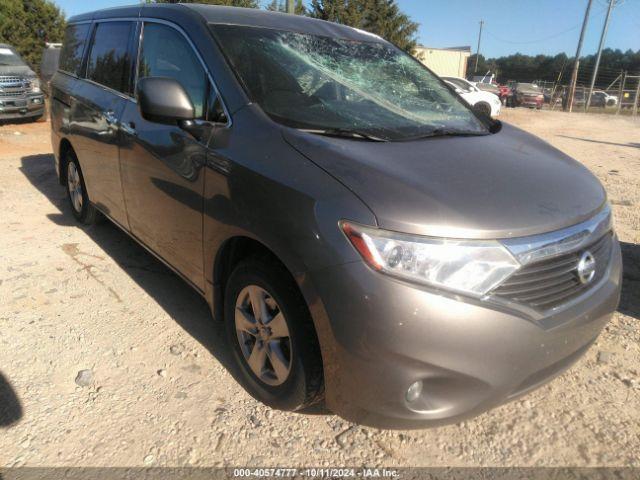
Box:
[57,137,75,186]
[212,235,302,323]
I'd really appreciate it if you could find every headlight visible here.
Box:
[28,77,41,93]
[341,222,520,297]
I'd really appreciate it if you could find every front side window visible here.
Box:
[445,78,473,93]
[0,46,27,67]
[59,24,90,75]
[211,25,487,141]
[138,23,208,119]
[86,22,134,94]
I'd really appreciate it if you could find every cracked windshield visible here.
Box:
[212,25,488,141]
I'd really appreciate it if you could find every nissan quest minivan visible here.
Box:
[50,4,622,428]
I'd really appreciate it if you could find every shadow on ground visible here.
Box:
[0,372,22,427]
[18,154,328,415]
[557,135,640,150]
[620,242,640,320]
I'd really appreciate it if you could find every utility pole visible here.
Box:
[616,71,626,115]
[286,0,295,14]
[474,20,484,74]
[567,0,593,112]
[586,0,616,110]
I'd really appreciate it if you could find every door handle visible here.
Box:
[104,110,117,125]
[120,121,137,137]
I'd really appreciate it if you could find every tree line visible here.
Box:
[0,0,419,70]
[0,0,65,67]
[469,49,640,87]
[154,0,419,52]
[2,0,637,88]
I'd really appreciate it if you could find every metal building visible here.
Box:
[414,46,471,78]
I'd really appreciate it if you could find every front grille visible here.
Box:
[0,76,23,84]
[492,233,613,311]
[0,76,27,97]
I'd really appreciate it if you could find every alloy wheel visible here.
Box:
[67,161,83,213]
[235,285,292,386]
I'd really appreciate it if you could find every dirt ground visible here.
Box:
[0,109,638,468]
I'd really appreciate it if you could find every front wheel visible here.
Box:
[65,150,98,224]
[224,258,324,411]
[473,102,492,117]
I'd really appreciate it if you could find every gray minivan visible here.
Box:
[50,4,621,429]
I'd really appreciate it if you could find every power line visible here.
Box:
[483,5,608,45]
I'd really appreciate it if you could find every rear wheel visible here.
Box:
[65,150,98,225]
[224,258,324,411]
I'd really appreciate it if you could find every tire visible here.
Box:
[64,150,98,225]
[224,257,324,411]
[474,102,491,117]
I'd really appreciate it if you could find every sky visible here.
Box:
[53,0,640,58]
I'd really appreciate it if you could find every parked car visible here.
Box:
[442,76,502,117]
[590,90,618,108]
[473,81,501,97]
[51,4,621,429]
[0,44,45,122]
[39,43,61,96]
[510,83,544,109]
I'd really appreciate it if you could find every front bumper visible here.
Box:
[0,94,45,120]
[310,238,622,429]
[518,97,543,108]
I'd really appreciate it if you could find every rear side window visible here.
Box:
[86,22,134,94]
[138,23,207,118]
[59,24,90,75]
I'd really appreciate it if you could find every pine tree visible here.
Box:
[266,0,283,11]
[309,0,418,53]
[0,0,66,68]
[267,0,306,14]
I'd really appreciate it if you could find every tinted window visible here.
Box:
[86,22,134,94]
[59,24,90,75]
[139,23,207,118]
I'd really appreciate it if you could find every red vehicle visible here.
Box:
[498,84,512,105]
[509,82,544,109]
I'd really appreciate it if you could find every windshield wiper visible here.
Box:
[299,128,389,142]
[402,128,490,141]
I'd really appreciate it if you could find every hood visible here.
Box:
[283,123,606,240]
[0,65,35,78]
[476,90,499,103]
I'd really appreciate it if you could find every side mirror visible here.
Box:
[137,77,195,125]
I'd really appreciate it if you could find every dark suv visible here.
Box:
[50,4,621,429]
[0,44,45,122]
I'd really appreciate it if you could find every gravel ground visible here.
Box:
[0,109,638,467]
